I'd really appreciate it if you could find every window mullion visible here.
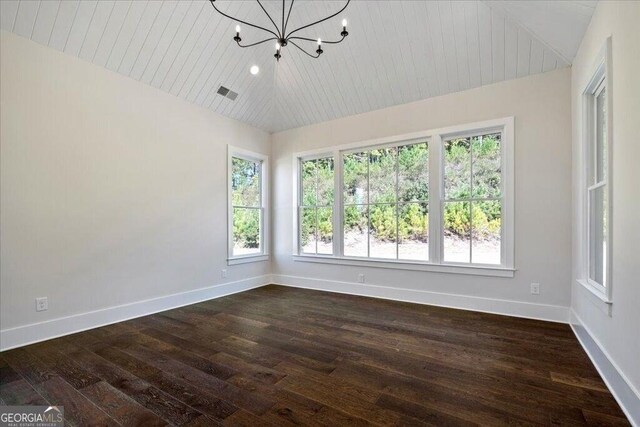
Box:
[395,148,400,260]
[430,135,442,263]
[298,159,303,255]
[315,160,319,254]
[469,136,475,263]
[367,151,370,258]
[334,150,343,257]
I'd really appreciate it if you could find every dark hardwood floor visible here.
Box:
[0,285,629,426]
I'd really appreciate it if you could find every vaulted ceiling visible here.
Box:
[0,0,596,132]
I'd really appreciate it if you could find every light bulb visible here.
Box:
[342,18,347,27]
[275,42,281,50]
[250,65,259,75]
[317,38,322,45]
[235,25,241,33]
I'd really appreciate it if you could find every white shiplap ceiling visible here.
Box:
[0,0,596,132]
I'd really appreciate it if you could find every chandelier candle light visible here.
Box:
[209,0,350,61]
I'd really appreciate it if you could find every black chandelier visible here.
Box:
[209,0,350,61]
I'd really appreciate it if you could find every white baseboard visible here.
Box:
[0,275,272,352]
[270,274,569,323]
[570,310,640,426]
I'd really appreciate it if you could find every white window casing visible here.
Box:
[292,117,515,278]
[577,37,613,305]
[228,145,269,265]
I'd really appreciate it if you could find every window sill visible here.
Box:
[577,279,612,304]
[292,255,515,277]
[228,254,269,265]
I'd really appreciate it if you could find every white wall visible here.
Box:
[570,0,640,407]
[271,68,573,321]
[0,32,270,342]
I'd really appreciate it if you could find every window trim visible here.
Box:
[227,145,269,265]
[578,37,613,304]
[292,117,515,277]
[298,154,338,256]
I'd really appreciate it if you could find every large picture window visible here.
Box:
[294,117,514,276]
[228,147,268,264]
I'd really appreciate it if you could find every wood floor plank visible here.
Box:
[0,379,49,406]
[33,376,116,426]
[277,373,403,425]
[115,342,275,415]
[27,343,103,390]
[80,380,168,426]
[227,375,324,426]
[0,363,22,386]
[68,344,206,425]
[91,344,239,422]
[0,285,630,426]
[582,408,631,426]
[376,393,476,426]
[209,352,286,385]
[550,371,609,392]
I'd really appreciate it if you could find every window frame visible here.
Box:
[227,145,269,265]
[298,155,337,256]
[438,128,511,267]
[578,37,613,304]
[292,117,515,277]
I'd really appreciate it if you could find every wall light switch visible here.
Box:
[222,269,228,278]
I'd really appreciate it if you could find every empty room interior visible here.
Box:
[1,0,639,425]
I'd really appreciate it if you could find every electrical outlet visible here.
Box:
[36,297,48,312]
[531,283,540,295]
[222,269,228,278]
[358,273,365,283]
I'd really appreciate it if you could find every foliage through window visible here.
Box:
[231,156,263,257]
[342,143,429,260]
[295,118,513,272]
[300,158,334,254]
[443,133,502,264]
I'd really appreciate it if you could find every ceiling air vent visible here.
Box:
[217,85,238,101]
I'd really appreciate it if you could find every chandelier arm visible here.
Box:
[289,40,321,59]
[289,35,346,45]
[256,0,282,38]
[282,0,285,35]
[209,0,280,39]
[236,37,278,48]
[283,0,295,36]
[285,0,350,39]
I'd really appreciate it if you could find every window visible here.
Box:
[300,157,335,255]
[341,142,429,260]
[443,133,501,265]
[580,37,612,301]
[588,81,607,288]
[294,117,514,276]
[228,146,268,264]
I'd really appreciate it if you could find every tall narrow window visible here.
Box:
[342,142,429,260]
[586,70,609,291]
[300,157,334,255]
[228,147,268,262]
[443,132,502,265]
